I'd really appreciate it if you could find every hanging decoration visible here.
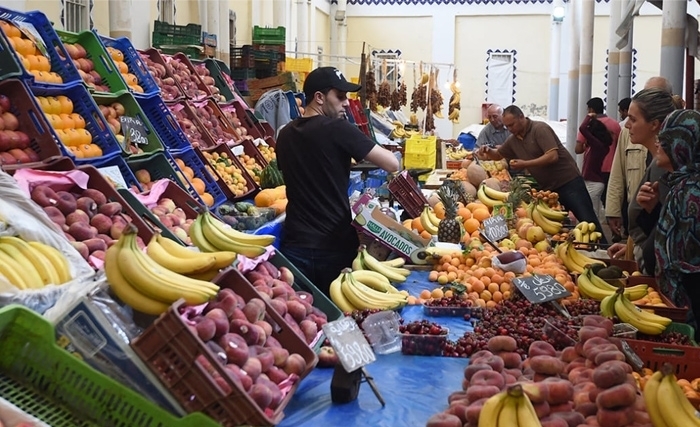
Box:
[377,59,392,108]
[429,67,444,120]
[365,65,378,112]
[448,68,461,124]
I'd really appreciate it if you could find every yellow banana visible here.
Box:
[557,242,586,274]
[531,207,562,234]
[614,292,669,335]
[643,371,671,427]
[496,395,519,427]
[146,235,218,275]
[657,372,700,427]
[581,232,590,243]
[203,213,275,246]
[478,390,509,427]
[586,268,648,300]
[535,201,568,221]
[340,272,406,310]
[104,238,171,315]
[360,248,407,282]
[477,185,501,208]
[482,185,509,202]
[566,242,605,270]
[426,207,441,228]
[573,228,583,242]
[420,206,438,235]
[0,241,43,288]
[189,215,219,253]
[28,241,72,284]
[186,269,223,281]
[329,272,356,313]
[351,250,364,271]
[600,292,618,318]
[0,236,59,286]
[515,390,542,427]
[350,269,399,294]
[576,272,613,300]
[589,231,603,242]
[200,212,266,258]
[576,221,589,233]
[380,257,405,268]
[0,250,29,289]
[156,233,236,270]
[588,223,596,232]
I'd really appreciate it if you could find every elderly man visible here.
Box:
[476,104,510,147]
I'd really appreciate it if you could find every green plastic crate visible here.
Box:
[157,45,202,59]
[55,29,129,94]
[152,21,202,47]
[252,26,285,45]
[125,151,200,202]
[92,90,164,157]
[0,304,219,427]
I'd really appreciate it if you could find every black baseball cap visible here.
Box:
[303,67,361,99]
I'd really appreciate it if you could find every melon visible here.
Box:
[461,181,477,198]
[461,159,472,169]
[483,177,501,191]
[466,163,488,188]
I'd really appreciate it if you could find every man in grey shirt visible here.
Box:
[476,104,510,147]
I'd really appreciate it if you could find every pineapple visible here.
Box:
[437,186,463,244]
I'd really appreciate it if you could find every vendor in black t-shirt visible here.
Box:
[276,67,400,297]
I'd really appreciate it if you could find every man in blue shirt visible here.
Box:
[476,104,511,147]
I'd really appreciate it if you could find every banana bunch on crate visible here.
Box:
[476,384,541,427]
[105,225,221,315]
[477,183,510,208]
[644,365,700,426]
[572,221,603,243]
[389,120,408,139]
[576,266,647,301]
[0,236,72,289]
[147,233,236,281]
[330,268,408,313]
[555,238,605,275]
[190,210,274,258]
[526,200,567,235]
[446,145,471,161]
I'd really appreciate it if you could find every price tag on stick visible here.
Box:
[120,116,149,146]
[322,316,376,373]
[512,274,572,304]
[481,215,509,243]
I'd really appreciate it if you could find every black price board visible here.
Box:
[120,116,148,146]
[512,274,572,304]
[481,215,509,242]
[322,316,376,373]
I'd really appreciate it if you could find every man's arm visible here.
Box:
[364,145,400,172]
[514,149,558,169]
[476,145,504,161]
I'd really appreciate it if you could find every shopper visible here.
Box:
[606,88,677,269]
[577,112,613,224]
[618,97,631,122]
[276,66,399,296]
[475,105,606,240]
[652,109,700,335]
[476,104,510,148]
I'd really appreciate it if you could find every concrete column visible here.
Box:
[566,0,581,157]
[578,0,594,121]
[329,1,338,58]
[660,0,687,95]
[261,0,275,28]
[296,0,309,55]
[549,19,563,120]
[607,0,622,119]
[108,0,132,39]
[252,0,262,27]
[219,0,230,62]
[618,0,633,101]
[207,0,219,56]
[198,0,208,34]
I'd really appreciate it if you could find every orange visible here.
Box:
[458,207,472,221]
[67,145,84,158]
[124,73,138,86]
[411,217,424,233]
[70,113,86,129]
[464,218,480,234]
[26,54,40,71]
[131,84,144,93]
[472,208,491,222]
[46,97,61,115]
[433,202,445,219]
[36,55,50,72]
[19,55,30,70]
[56,96,73,114]
[183,166,195,180]
[466,202,483,211]
[420,230,432,240]
[54,129,68,146]
[47,114,62,129]
[77,129,92,145]
[200,192,214,207]
[191,177,206,195]
[77,144,94,157]
[116,61,128,73]
[59,113,75,129]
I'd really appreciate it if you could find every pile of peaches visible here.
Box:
[60,42,109,92]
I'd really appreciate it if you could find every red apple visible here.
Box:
[317,346,339,368]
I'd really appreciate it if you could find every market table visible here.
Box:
[279,270,474,427]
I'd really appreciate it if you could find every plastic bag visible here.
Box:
[491,251,527,274]
[0,169,94,314]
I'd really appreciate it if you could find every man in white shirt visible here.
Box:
[476,104,510,147]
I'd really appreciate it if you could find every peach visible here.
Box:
[543,377,574,405]
[218,333,248,366]
[487,335,518,353]
[43,206,65,226]
[425,413,462,427]
[471,369,506,389]
[594,350,626,366]
[241,357,262,381]
[498,351,522,369]
[248,383,272,409]
[286,300,307,323]
[90,212,113,235]
[596,406,634,427]
[98,201,122,217]
[66,209,90,226]
[205,308,230,338]
[578,326,609,342]
[76,196,97,217]
[242,299,266,323]
[596,383,636,409]
[592,363,628,389]
[465,385,501,402]
[54,191,77,215]
[530,355,564,376]
[529,340,556,358]
[195,317,216,341]
[282,353,306,376]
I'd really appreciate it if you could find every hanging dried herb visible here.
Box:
[390,88,401,111]
[378,80,392,108]
[398,82,407,107]
[410,85,426,113]
[365,70,377,100]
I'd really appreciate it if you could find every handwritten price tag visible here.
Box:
[481,215,509,242]
[120,116,149,146]
[322,317,376,372]
[512,274,572,304]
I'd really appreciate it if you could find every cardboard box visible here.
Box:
[352,194,433,264]
[53,291,184,416]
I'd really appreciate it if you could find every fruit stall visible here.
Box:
[0,5,699,427]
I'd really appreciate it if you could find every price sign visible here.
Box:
[512,274,571,304]
[481,215,509,242]
[120,116,149,146]
[322,316,376,372]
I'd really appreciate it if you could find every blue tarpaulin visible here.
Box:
[279,270,474,427]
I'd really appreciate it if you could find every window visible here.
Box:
[486,49,516,106]
[64,0,89,32]
[159,0,174,23]
[229,10,236,45]
[372,50,401,89]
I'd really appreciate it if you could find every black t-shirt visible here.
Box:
[276,115,376,250]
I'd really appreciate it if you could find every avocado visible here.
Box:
[590,263,606,275]
[597,267,619,279]
[607,265,625,278]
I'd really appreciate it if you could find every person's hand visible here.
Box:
[607,217,622,235]
[476,145,490,160]
[587,112,597,118]
[508,159,527,170]
[636,181,660,213]
[607,243,627,260]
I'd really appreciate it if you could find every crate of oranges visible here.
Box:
[167,148,226,208]
[30,82,122,163]
[100,35,159,97]
[0,9,82,86]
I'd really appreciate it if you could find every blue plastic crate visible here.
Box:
[98,35,160,98]
[135,93,191,151]
[167,148,227,208]
[89,154,142,192]
[348,171,364,196]
[0,8,82,87]
[29,81,123,164]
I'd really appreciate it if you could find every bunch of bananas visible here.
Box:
[105,225,220,315]
[446,146,471,160]
[351,245,411,283]
[555,239,605,274]
[576,267,647,301]
[477,184,510,208]
[389,120,408,139]
[572,221,602,243]
[0,236,72,289]
[644,367,700,427]
[601,288,672,335]
[146,233,237,281]
[526,200,567,235]
[419,205,441,235]
[190,211,274,259]
[477,384,541,427]
[330,268,408,312]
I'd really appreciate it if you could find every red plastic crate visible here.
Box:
[195,144,259,202]
[187,99,240,146]
[387,170,428,219]
[625,276,689,323]
[131,268,317,427]
[139,48,184,102]
[170,53,213,100]
[167,101,217,149]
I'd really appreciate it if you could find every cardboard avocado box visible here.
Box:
[352,194,433,264]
